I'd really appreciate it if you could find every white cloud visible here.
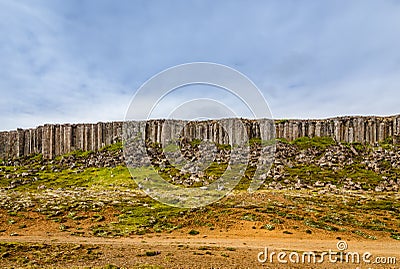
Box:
[0,0,399,131]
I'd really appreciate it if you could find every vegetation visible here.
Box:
[0,137,398,243]
[290,136,336,150]
[0,137,399,269]
[100,141,123,152]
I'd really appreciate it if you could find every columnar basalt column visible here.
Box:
[0,132,6,159]
[59,125,65,155]
[23,129,31,156]
[64,124,72,154]
[93,124,98,150]
[7,131,16,158]
[379,122,385,142]
[96,123,103,149]
[1,115,400,159]
[16,129,24,157]
[46,124,56,159]
[275,123,281,138]
[36,126,43,155]
[54,125,60,156]
[107,122,113,145]
[75,124,83,151]
[1,131,10,159]
[70,125,76,151]
[304,121,309,138]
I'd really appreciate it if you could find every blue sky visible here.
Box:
[1,0,400,131]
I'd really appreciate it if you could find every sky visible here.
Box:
[0,0,400,131]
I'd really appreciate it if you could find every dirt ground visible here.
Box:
[0,190,399,268]
[1,220,399,269]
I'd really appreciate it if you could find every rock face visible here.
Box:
[265,141,400,192]
[0,122,123,159]
[0,115,399,159]
[3,138,399,193]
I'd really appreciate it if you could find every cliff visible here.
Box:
[0,115,399,159]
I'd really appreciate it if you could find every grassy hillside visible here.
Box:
[0,137,399,240]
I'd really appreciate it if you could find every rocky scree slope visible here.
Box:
[0,137,399,193]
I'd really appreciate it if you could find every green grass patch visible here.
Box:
[352,230,377,240]
[282,162,385,188]
[102,198,184,236]
[261,224,275,230]
[100,141,123,152]
[12,165,135,191]
[291,136,336,150]
[304,218,339,232]
[390,233,400,240]
[379,136,393,150]
[241,213,260,221]
[275,119,288,124]
[162,143,180,153]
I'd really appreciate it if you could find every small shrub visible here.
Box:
[145,251,161,257]
[352,230,377,240]
[261,224,275,231]
[103,265,120,269]
[390,233,400,240]
[270,218,284,224]
[188,229,199,235]
[241,213,258,221]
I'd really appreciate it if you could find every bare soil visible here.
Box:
[0,206,399,269]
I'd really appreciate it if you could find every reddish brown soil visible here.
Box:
[0,208,399,268]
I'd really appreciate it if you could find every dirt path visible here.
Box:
[1,230,399,268]
[1,233,399,255]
